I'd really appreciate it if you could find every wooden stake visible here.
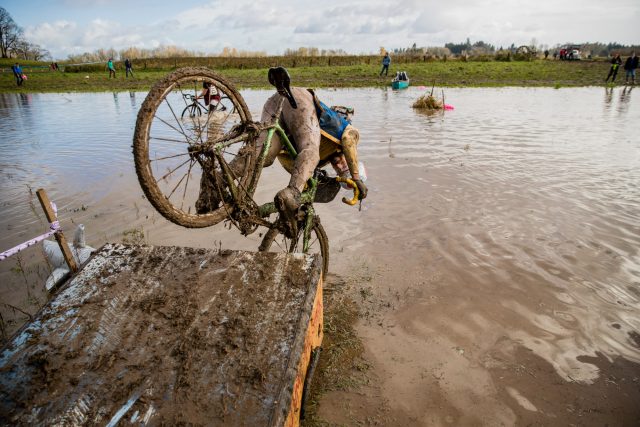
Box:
[442,89,446,114]
[36,189,78,273]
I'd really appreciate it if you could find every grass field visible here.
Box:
[0,59,614,93]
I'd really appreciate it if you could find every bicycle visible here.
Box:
[180,92,232,119]
[133,67,359,277]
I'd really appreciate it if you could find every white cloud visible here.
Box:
[25,18,178,58]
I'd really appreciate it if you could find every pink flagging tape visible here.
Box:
[0,202,60,261]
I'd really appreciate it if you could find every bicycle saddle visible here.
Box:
[268,67,297,109]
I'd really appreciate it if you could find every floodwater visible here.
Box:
[1,86,639,424]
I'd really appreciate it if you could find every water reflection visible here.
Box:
[618,85,633,114]
[603,87,613,112]
[20,93,32,107]
[113,92,120,112]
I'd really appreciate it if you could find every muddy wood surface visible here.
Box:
[0,244,321,426]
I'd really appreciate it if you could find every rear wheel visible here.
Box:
[259,218,329,279]
[210,96,235,114]
[133,67,255,228]
[181,102,202,119]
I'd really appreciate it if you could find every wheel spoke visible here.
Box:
[162,97,189,142]
[180,158,195,210]
[156,114,194,144]
[150,151,191,162]
[157,157,191,183]
[289,236,300,253]
[177,84,190,109]
[150,135,192,145]
[196,99,217,145]
[179,82,202,133]
[259,222,328,276]
[273,236,287,252]
[166,158,194,201]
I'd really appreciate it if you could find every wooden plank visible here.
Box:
[0,244,322,426]
[36,188,78,272]
[283,278,323,426]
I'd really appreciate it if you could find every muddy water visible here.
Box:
[1,87,639,424]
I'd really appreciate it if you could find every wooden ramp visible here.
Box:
[0,244,323,426]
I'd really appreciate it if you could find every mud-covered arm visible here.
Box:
[341,125,361,180]
[289,145,319,191]
[341,125,367,200]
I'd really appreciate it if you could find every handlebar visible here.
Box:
[335,177,359,206]
[183,94,196,101]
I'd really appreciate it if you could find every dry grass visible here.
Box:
[412,84,446,110]
[412,93,444,110]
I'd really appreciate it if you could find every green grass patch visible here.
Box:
[0,59,612,93]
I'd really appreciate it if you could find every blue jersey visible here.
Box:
[313,98,350,140]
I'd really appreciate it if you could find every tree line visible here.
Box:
[0,7,50,60]
[390,38,640,59]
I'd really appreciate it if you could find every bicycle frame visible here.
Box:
[184,93,226,115]
[212,119,319,252]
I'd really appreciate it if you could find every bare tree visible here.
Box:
[0,7,23,58]
[14,40,50,61]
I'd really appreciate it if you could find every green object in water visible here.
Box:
[392,80,410,89]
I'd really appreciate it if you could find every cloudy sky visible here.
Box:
[4,0,639,59]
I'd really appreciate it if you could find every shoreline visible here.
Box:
[0,61,616,94]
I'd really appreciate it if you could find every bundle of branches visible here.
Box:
[412,84,445,110]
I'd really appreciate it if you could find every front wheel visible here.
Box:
[258,218,329,279]
[133,67,255,228]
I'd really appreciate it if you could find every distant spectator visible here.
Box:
[107,58,116,78]
[393,71,408,81]
[380,52,390,77]
[544,50,549,59]
[623,52,638,85]
[605,54,622,83]
[196,81,224,113]
[553,51,558,60]
[559,48,566,60]
[54,62,59,71]
[11,63,23,86]
[124,58,134,78]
